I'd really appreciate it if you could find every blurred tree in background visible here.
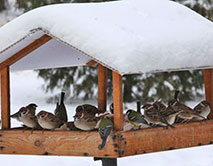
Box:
[2,0,213,103]
[0,0,7,11]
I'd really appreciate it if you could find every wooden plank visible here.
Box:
[1,120,213,157]
[0,130,118,157]
[119,120,213,157]
[0,34,52,71]
[203,69,213,119]
[98,64,107,112]
[86,60,98,67]
[1,66,10,129]
[113,71,123,131]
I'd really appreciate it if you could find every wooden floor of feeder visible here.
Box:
[0,120,213,157]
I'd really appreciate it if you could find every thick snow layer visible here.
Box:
[1,0,213,74]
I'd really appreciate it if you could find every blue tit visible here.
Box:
[98,117,113,150]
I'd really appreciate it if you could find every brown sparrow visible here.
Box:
[73,106,100,131]
[193,100,211,121]
[10,103,39,129]
[143,104,174,128]
[37,111,63,130]
[160,105,182,125]
[169,100,206,122]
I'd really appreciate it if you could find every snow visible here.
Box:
[1,0,213,74]
[0,70,213,166]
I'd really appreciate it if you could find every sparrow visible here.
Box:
[143,104,174,128]
[126,109,150,127]
[153,99,167,113]
[54,91,68,122]
[193,100,211,121]
[73,110,98,131]
[160,105,182,125]
[74,104,105,120]
[98,116,113,150]
[10,103,39,129]
[37,111,63,130]
[169,98,206,122]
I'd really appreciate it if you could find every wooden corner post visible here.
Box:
[98,64,107,112]
[203,69,213,119]
[1,66,10,129]
[112,71,123,131]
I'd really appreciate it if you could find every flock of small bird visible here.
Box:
[10,90,211,149]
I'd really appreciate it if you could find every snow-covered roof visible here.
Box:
[0,0,213,75]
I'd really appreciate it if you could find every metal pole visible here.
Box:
[94,157,117,166]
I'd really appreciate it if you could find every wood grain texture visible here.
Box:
[1,121,213,157]
[86,60,98,67]
[203,69,213,119]
[98,64,107,112]
[113,72,123,131]
[119,120,213,157]
[0,34,52,71]
[1,66,10,129]
[0,130,118,157]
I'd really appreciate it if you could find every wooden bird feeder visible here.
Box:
[1,0,213,165]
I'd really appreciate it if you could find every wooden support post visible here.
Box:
[1,66,10,129]
[203,69,213,119]
[98,64,107,112]
[112,71,123,131]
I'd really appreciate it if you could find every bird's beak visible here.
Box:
[10,112,20,119]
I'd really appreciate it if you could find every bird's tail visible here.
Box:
[174,90,180,100]
[99,138,107,150]
[60,92,65,105]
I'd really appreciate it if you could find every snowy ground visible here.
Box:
[0,70,213,166]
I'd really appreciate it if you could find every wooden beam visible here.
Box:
[203,69,213,119]
[86,60,98,67]
[98,64,108,112]
[119,120,213,157]
[0,130,118,157]
[113,71,123,131]
[1,66,10,129]
[0,34,52,71]
[1,120,213,157]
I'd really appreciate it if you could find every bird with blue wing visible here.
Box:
[98,117,113,150]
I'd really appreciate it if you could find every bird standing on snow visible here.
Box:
[98,117,113,150]
[54,91,68,122]
[10,103,39,129]
[37,111,63,130]
[193,100,211,121]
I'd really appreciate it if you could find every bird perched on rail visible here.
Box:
[168,90,206,122]
[98,116,113,150]
[153,99,167,113]
[126,109,151,127]
[37,111,63,130]
[10,103,39,129]
[54,91,68,123]
[143,103,174,128]
[193,100,211,121]
[73,104,101,131]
